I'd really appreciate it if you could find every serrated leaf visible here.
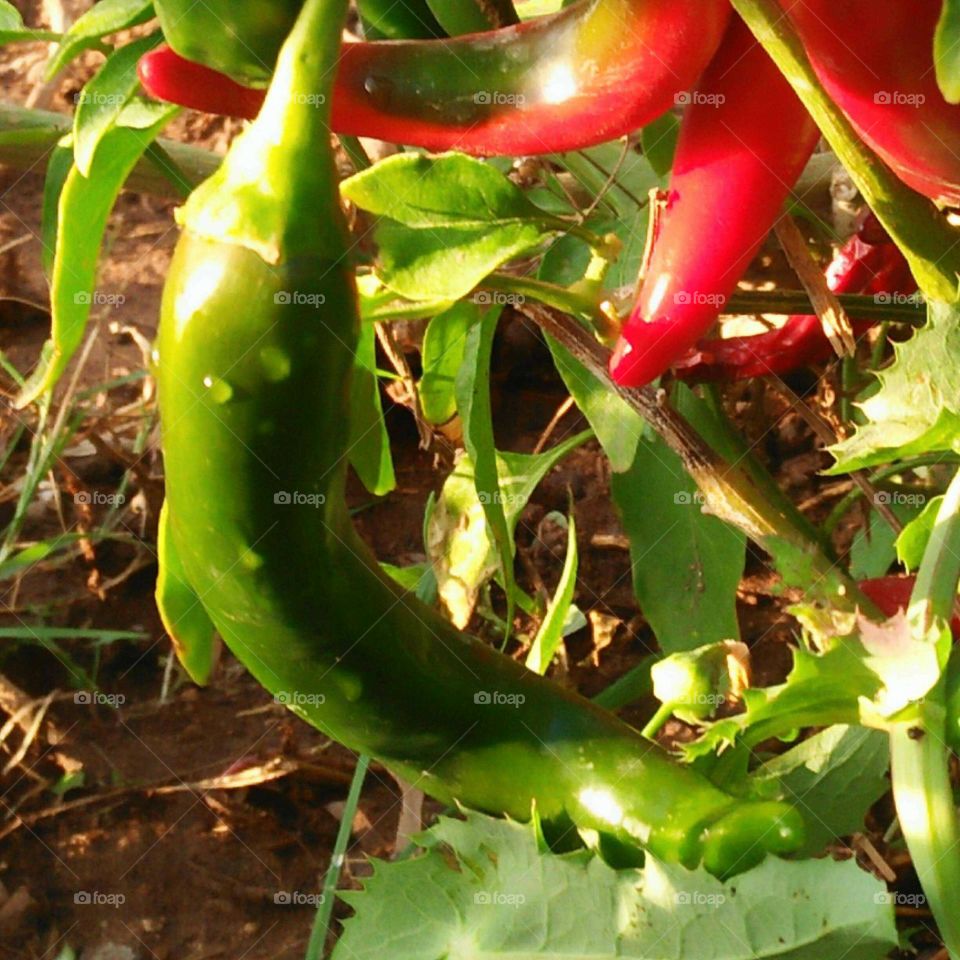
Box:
[896,495,944,571]
[341,152,558,300]
[348,320,395,496]
[428,434,590,628]
[936,0,960,103]
[74,30,162,176]
[17,100,177,407]
[753,725,890,855]
[420,301,478,425]
[829,300,960,472]
[45,0,155,80]
[334,811,897,960]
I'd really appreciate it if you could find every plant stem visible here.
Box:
[728,0,960,302]
[305,754,370,960]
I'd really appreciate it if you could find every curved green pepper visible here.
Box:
[153,0,443,86]
[156,0,805,877]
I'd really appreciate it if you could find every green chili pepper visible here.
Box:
[156,0,805,877]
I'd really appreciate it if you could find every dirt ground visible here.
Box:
[0,4,926,960]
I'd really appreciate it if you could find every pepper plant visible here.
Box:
[3,0,960,956]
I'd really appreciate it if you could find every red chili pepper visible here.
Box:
[674,214,917,382]
[859,576,960,636]
[780,0,960,207]
[608,18,820,389]
[139,0,732,156]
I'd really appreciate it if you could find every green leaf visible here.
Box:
[334,812,897,960]
[348,321,396,496]
[341,152,558,300]
[829,300,960,472]
[73,30,162,177]
[641,112,681,178]
[525,511,578,674]
[850,502,925,580]
[0,2,23,30]
[420,302,478,425]
[0,1,60,43]
[16,100,177,408]
[896,495,944,571]
[936,0,960,103]
[752,725,890,856]
[40,136,74,279]
[455,308,517,631]
[611,385,745,654]
[45,0,155,80]
[428,432,590,628]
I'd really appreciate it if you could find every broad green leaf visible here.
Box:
[753,725,890,856]
[17,100,177,408]
[334,812,897,960]
[156,501,217,685]
[525,511,578,674]
[849,502,925,580]
[45,0,155,79]
[40,137,74,279]
[896,494,945,571]
[420,302,478,425]
[74,31,162,176]
[428,433,590,628]
[829,300,960,472]
[341,152,558,300]
[611,385,745,654]
[455,308,516,630]
[348,321,396,496]
[936,0,960,103]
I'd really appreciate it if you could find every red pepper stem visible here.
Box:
[728,0,960,304]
